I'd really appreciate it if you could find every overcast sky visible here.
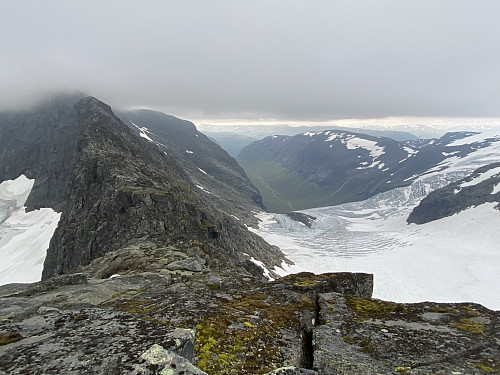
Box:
[1,0,500,122]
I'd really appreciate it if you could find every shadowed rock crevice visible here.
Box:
[300,329,314,369]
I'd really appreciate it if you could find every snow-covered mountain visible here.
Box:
[238,129,500,212]
[198,123,417,157]
[250,131,500,310]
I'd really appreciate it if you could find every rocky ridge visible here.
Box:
[41,97,285,279]
[116,109,264,226]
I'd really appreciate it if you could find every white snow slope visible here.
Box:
[0,175,60,285]
[251,131,500,310]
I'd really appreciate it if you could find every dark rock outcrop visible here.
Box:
[0,92,84,211]
[284,212,316,228]
[408,162,500,224]
[41,97,285,279]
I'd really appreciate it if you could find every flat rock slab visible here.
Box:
[1,271,498,375]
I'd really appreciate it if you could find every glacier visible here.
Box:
[251,131,500,310]
[0,175,60,286]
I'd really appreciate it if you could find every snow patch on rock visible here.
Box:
[0,175,61,286]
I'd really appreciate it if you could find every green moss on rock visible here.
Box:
[472,358,500,373]
[450,318,485,335]
[345,295,406,319]
[193,290,314,374]
[113,299,157,316]
[0,332,23,346]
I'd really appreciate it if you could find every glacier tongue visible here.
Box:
[0,175,60,286]
[251,135,500,310]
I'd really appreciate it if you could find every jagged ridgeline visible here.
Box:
[0,94,285,279]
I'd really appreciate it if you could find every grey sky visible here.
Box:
[1,0,500,121]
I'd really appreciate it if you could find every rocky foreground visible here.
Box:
[0,244,498,375]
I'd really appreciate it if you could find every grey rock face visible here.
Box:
[0,92,84,211]
[280,272,373,299]
[0,306,195,374]
[166,258,205,272]
[39,96,284,279]
[137,344,207,375]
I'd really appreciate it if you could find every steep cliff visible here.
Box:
[41,97,284,278]
[0,92,84,211]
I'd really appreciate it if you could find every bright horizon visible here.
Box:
[191,116,500,128]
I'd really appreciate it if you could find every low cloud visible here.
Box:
[2,1,500,121]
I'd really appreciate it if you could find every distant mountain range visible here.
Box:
[198,124,417,158]
[238,129,500,212]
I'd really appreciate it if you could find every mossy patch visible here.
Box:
[194,291,313,374]
[473,358,500,373]
[343,335,357,345]
[345,295,406,319]
[282,273,336,289]
[195,316,280,374]
[205,283,220,291]
[201,220,214,229]
[111,287,148,299]
[395,366,411,373]
[293,277,317,287]
[450,318,484,335]
[463,304,481,317]
[0,332,23,346]
[431,306,459,314]
[112,299,157,316]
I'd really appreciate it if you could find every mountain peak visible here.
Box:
[74,96,113,116]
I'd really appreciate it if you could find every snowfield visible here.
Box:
[252,202,500,310]
[251,131,500,310]
[0,175,60,286]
